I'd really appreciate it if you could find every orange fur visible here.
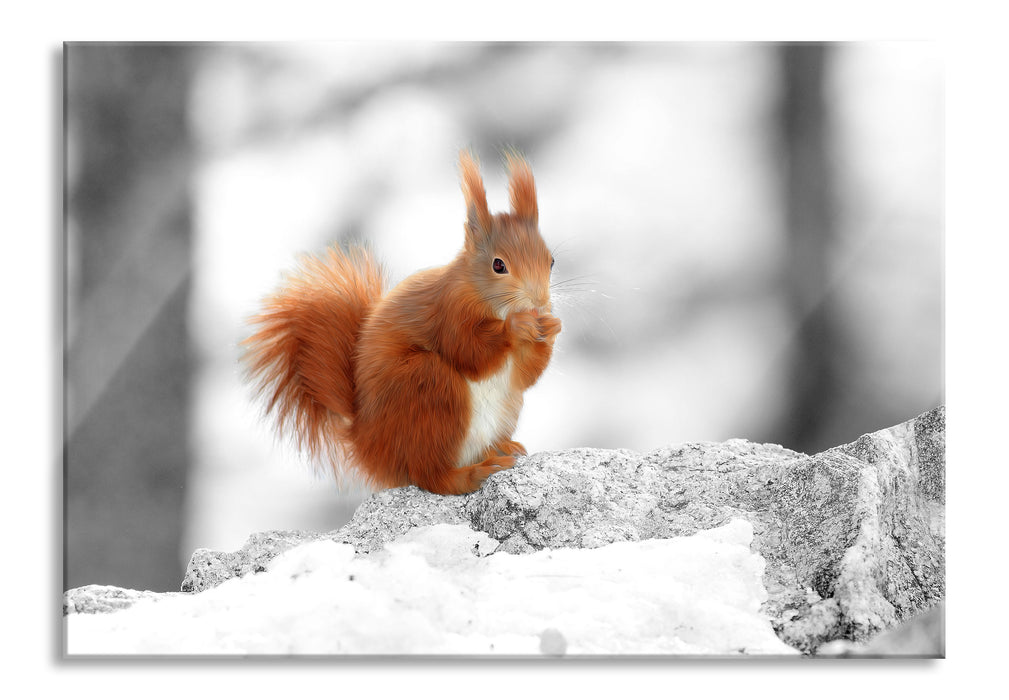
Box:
[242,151,561,495]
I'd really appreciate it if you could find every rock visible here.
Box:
[65,406,944,656]
[178,440,805,597]
[467,442,803,553]
[816,601,945,657]
[333,486,471,555]
[761,406,945,651]
[179,529,330,593]
[63,584,182,615]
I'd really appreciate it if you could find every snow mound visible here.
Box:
[67,519,796,656]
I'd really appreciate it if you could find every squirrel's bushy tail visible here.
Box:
[241,246,385,465]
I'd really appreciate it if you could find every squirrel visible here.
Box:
[241,151,561,495]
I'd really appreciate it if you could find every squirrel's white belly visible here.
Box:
[458,358,517,466]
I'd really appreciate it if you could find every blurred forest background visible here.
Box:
[65,42,942,593]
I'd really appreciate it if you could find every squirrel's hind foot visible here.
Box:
[419,453,515,496]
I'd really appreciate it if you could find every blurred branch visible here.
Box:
[210,42,631,156]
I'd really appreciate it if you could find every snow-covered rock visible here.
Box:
[66,520,796,656]
[63,406,944,656]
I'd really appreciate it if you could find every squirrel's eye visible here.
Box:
[493,258,507,274]
[550,257,555,269]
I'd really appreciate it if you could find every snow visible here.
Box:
[66,519,797,656]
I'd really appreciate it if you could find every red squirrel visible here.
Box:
[242,151,561,495]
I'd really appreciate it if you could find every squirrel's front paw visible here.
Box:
[508,310,542,343]
[536,314,561,341]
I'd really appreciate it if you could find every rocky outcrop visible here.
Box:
[66,407,945,655]
[754,406,944,651]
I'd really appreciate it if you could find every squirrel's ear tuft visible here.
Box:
[459,150,491,238]
[505,151,538,223]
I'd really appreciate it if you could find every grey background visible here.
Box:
[65,42,942,592]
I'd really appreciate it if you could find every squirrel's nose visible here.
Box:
[524,284,548,311]
[534,296,551,315]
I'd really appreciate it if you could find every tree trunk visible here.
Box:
[66,44,195,592]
